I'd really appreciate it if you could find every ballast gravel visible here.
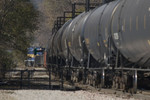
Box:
[0,90,138,100]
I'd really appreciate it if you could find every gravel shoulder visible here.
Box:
[0,90,139,100]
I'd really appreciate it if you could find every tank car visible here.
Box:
[111,0,150,68]
[66,12,92,64]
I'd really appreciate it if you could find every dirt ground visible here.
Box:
[0,90,139,100]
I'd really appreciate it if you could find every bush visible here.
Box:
[0,50,16,79]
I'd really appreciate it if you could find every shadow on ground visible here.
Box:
[0,80,82,91]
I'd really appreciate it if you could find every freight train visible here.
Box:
[48,0,150,93]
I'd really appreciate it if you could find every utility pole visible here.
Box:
[102,0,106,4]
[72,3,76,18]
[85,0,90,12]
[103,0,113,4]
